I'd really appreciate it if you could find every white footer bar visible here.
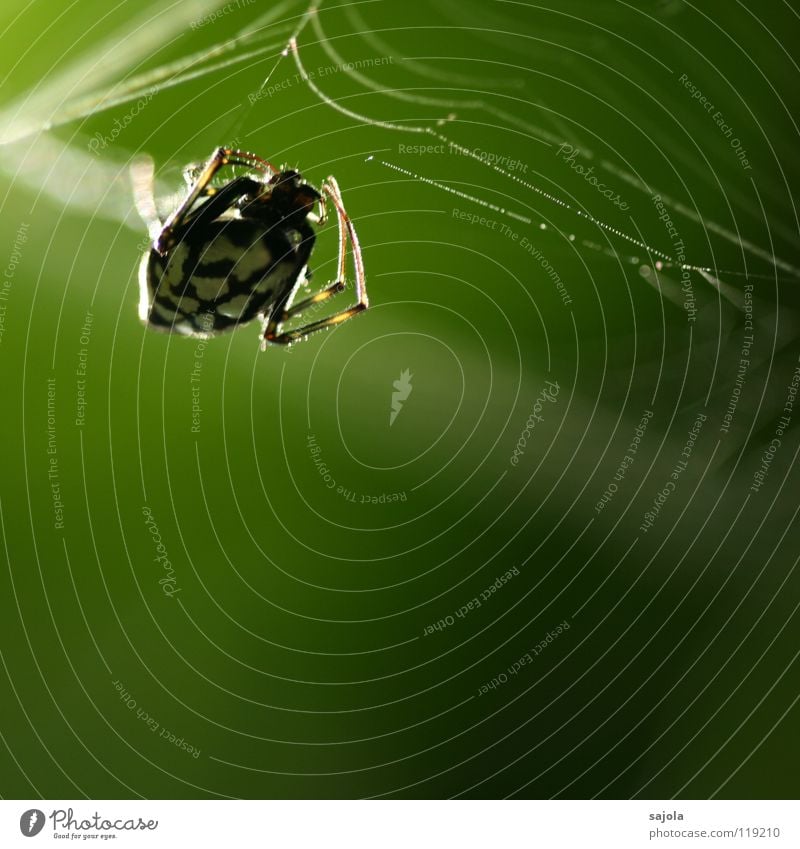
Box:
[2,800,796,848]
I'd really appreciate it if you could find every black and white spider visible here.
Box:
[131,146,368,349]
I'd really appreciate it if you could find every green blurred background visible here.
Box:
[1,0,799,799]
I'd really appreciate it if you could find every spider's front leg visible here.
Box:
[306,191,328,227]
[262,176,369,348]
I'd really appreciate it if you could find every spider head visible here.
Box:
[266,170,320,219]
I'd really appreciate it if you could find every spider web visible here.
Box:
[0,0,795,287]
[2,0,800,804]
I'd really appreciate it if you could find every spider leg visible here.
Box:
[262,175,368,348]
[281,280,345,320]
[154,146,277,255]
[307,191,328,226]
[177,176,261,235]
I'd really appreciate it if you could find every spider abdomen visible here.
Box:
[138,217,310,336]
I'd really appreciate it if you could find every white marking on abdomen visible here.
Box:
[216,294,252,319]
[200,233,273,283]
[194,276,229,301]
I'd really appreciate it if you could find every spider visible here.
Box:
[131,146,368,349]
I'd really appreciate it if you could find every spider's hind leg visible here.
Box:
[154,146,278,255]
[178,176,262,235]
[262,176,368,348]
[281,279,345,320]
